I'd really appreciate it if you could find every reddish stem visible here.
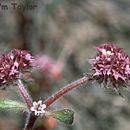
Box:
[24,113,37,130]
[43,76,90,107]
[16,79,35,130]
[16,79,33,109]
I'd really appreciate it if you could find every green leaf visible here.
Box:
[49,109,74,125]
[0,99,27,111]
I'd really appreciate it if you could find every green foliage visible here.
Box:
[0,99,27,111]
[50,109,74,125]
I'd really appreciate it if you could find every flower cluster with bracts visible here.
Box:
[0,49,33,86]
[90,44,130,90]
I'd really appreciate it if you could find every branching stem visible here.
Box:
[16,76,91,130]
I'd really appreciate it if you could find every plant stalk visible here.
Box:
[24,113,37,130]
[16,79,33,109]
[43,76,90,107]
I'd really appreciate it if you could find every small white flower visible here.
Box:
[30,100,46,116]
[106,50,113,55]
[101,49,107,55]
[101,49,113,55]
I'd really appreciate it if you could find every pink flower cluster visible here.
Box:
[32,55,61,80]
[0,49,33,86]
[90,44,130,88]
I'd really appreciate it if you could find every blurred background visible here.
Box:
[1,0,130,130]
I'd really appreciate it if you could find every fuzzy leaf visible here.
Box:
[50,109,74,125]
[0,99,27,110]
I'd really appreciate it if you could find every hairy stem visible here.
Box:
[16,79,33,109]
[43,76,91,107]
[24,113,37,130]
[16,79,34,130]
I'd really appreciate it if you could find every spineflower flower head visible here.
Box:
[30,100,46,116]
[0,49,33,86]
[90,43,130,90]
